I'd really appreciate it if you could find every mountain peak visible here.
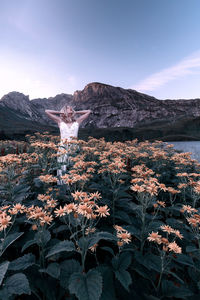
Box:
[0,92,30,103]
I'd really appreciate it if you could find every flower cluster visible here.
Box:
[113,225,132,247]
[54,190,110,220]
[147,224,183,254]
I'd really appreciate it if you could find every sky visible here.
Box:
[0,0,200,100]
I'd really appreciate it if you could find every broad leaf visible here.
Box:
[161,279,193,298]
[40,263,60,279]
[69,269,102,300]
[21,239,37,253]
[35,229,51,247]
[88,232,117,249]
[60,259,81,288]
[0,261,9,286]
[8,253,35,271]
[0,232,24,256]
[115,269,132,292]
[4,273,31,296]
[45,240,75,258]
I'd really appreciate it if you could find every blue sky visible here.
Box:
[0,0,200,100]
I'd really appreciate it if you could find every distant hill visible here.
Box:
[1,82,200,141]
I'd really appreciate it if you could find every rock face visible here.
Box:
[72,82,200,129]
[0,92,73,125]
[1,82,200,129]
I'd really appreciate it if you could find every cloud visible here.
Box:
[130,49,200,92]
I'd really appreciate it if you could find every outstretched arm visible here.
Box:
[75,110,92,124]
[45,109,61,123]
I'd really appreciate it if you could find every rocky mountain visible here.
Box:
[0,92,73,125]
[1,82,200,141]
[72,82,200,128]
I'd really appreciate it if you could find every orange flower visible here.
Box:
[95,205,110,217]
[157,201,166,208]
[40,214,53,225]
[168,241,182,254]
[31,224,38,231]
[0,213,12,231]
[89,243,98,252]
[160,225,174,234]
[186,217,199,227]
[173,229,184,239]
[147,231,162,244]
[54,206,67,217]
[161,237,169,245]
[181,205,198,214]
[130,184,145,193]
[113,225,127,233]
[117,232,132,244]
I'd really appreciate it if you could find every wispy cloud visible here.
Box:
[130,50,200,92]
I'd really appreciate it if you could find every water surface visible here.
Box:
[165,141,200,162]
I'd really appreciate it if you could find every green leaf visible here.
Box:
[60,259,81,288]
[115,211,131,224]
[88,232,117,249]
[161,279,193,299]
[8,253,35,271]
[21,239,36,253]
[164,270,184,284]
[40,263,60,279]
[172,253,194,267]
[69,269,103,300]
[45,240,75,258]
[4,273,31,296]
[134,251,161,272]
[0,232,24,256]
[12,184,30,202]
[111,253,132,292]
[35,229,51,247]
[115,269,132,292]
[97,266,116,300]
[0,261,9,286]
[111,252,132,271]
[100,246,115,257]
[186,245,199,253]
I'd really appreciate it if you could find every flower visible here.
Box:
[54,206,67,217]
[95,205,110,217]
[168,241,182,254]
[113,225,127,233]
[157,201,166,207]
[117,232,132,244]
[89,243,98,252]
[173,229,184,239]
[186,217,199,227]
[160,225,174,234]
[147,231,162,244]
[180,205,198,214]
[0,213,12,231]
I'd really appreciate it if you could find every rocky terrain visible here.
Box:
[1,82,200,141]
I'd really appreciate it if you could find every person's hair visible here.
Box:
[60,105,76,123]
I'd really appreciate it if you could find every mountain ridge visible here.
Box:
[1,81,200,141]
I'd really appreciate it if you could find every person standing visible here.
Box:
[45,105,91,185]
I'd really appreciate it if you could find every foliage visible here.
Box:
[0,133,200,299]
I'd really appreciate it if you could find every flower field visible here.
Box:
[1,132,200,299]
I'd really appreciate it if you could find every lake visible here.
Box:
[165,141,200,162]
